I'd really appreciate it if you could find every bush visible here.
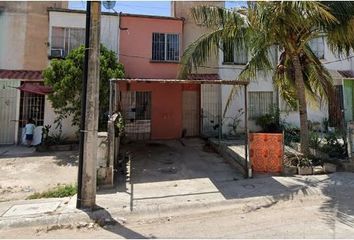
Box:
[309,130,321,149]
[43,44,125,131]
[255,106,282,133]
[283,125,300,145]
[26,184,77,199]
[320,131,347,158]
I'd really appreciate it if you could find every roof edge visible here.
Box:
[47,7,184,21]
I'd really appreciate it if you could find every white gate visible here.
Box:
[0,80,20,144]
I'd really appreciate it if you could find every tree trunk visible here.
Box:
[292,54,310,155]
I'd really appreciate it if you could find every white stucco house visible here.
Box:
[0,5,121,145]
[218,35,354,135]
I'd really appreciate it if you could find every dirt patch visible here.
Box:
[0,151,78,201]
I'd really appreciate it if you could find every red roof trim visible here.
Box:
[187,74,220,80]
[0,69,43,80]
[338,70,354,78]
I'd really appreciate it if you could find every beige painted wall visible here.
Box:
[0,1,67,70]
[0,2,27,69]
[172,1,223,74]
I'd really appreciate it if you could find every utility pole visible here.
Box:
[77,0,101,209]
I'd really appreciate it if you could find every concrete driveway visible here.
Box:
[99,138,353,214]
[98,138,247,211]
[121,138,243,185]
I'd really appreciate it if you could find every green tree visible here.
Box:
[43,44,125,131]
[179,1,354,155]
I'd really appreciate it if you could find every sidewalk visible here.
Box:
[1,172,354,230]
[0,145,36,158]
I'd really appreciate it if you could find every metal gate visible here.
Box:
[182,90,199,137]
[201,84,221,137]
[19,91,45,127]
[120,91,152,140]
[0,80,20,144]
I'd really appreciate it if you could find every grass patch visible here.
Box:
[26,184,77,200]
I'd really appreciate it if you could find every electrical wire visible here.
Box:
[322,55,354,65]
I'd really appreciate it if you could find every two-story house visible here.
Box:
[218,33,354,135]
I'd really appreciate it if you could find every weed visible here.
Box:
[26,184,76,199]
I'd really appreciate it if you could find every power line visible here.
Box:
[322,55,354,65]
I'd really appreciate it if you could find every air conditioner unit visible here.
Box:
[50,48,65,58]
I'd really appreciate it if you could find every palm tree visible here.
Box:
[179,1,354,155]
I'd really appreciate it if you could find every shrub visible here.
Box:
[309,130,321,149]
[43,44,125,131]
[255,106,282,133]
[283,125,300,145]
[320,131,347,158]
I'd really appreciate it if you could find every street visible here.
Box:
[1,193,353,239]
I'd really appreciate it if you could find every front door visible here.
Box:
[0,80,20,144]
[182,85,200,137]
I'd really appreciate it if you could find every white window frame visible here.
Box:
[152,32,180,62]
[50,26,85,57]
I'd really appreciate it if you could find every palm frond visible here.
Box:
[222,85,243,118]
[178,29,223,79]
[190,5,246,29]
[179,5,248,78]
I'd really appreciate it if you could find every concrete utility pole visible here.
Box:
[77,0,101,209]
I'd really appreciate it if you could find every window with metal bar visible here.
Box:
[135,92,151,120]
[248,91,273,119]
[222,40,248,65]
[19,92,45,127]
[51,27,85,57]
[152,33,179,61]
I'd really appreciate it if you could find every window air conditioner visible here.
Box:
[50,48,65,58]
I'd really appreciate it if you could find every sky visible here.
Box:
[68,1,247,16]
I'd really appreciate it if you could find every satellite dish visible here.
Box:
[103,1,116,10]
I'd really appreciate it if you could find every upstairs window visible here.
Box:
[309,36,325,59]
[223,41,248,65]
[51,27,85,57]
[152,33,180,61]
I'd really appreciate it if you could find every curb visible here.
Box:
[0,185,326,230]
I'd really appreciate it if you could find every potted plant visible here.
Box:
[297,157,313,175]
[250,106,284,173]
[282,154,298,176]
